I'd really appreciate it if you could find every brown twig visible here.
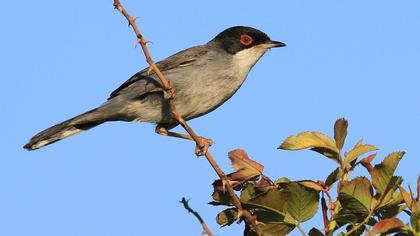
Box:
[321,194,329,234]
[180,197,214,236]
[113,1,263,235]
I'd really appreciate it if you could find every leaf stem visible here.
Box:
[296,222,308,236]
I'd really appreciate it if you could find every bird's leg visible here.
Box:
[155,125,213,156]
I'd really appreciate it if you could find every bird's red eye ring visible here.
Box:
[240,34,253,46]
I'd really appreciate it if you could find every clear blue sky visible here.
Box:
[1,1,419,235]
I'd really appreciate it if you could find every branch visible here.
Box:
[113,1,263,235]
[180,197,214,236]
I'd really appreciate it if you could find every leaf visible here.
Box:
[216,208,238,227]
[284,182,320,222]
[334,118,348,151]
[411,209,420,233]
[228,149,264,181]
[209,190,232,206]
[332,209,359,225]
[325,167,342,187]
[213,149,264,191]
[243,188,288,216]
[298,180,324,192]
[378,176,403,209]
[371,152,405,194]
[249,209,296,235]
[309,228,326,236]
[399,186,413,208]
[344,144,378,165]
[245,216,294,236]
[240,182,259,202]
[338,177,373,214]
[278,132,340,162]
[370,218,405,235]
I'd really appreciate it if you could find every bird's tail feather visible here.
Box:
[23,108,107,150]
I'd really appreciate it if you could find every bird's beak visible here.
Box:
[263,40,286,49]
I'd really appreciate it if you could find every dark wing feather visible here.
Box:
[109,45,209,99]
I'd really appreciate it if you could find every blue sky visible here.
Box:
[1,0,419,235]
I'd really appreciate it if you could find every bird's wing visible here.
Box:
[108,45,209,99]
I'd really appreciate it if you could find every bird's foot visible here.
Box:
[195,137,213,156]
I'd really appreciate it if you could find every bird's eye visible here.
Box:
[240,34,253,46]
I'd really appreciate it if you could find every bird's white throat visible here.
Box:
[232,45,268,75]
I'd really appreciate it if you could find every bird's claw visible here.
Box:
[194,137,213,156]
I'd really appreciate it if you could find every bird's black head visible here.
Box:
[212,26,285,54]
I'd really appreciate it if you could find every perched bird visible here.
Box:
[24,26,285,152]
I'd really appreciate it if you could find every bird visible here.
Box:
[23,26,285,153]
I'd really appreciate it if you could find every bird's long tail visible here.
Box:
[23,107,109,150]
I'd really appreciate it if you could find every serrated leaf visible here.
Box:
[371,152,405,194]
[411,210,420,233]
[216,208,238,227]
[309,228,325,236]
[338,177,373,214]
[279,132,340,162]
[344,144,378,165]
[334,118,348,151]
[325,167,342,187]
[370,218,405,235]
[284,182,320,222]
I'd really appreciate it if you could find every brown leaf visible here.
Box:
[228,149,263,174]
[213,149,264,191]
[334,118,348,151]
[399,186,412,209]
[369,218,404,235]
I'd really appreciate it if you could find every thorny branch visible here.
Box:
[113,1,263,235]
[180,197,214,236]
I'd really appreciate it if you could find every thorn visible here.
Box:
[133,16,140,22]
[237,209,244,220]
[147,67,153,75]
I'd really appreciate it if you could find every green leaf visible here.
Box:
[209,190,232,206]
[278,132,340,162]
[309,228,326,236]
[245,221,294,236]
[370,218,405,235]
[338,177,373,214]
[332,209,359,225]
[334,118,348,151]
[243,188,288,216]
[371,152,405,194]
[411,209,420,233]
[216,208,238,227]
[378,176,404,209]
[274,177,291,186]
[344,144,378,165]
[240,182,259,202]
[284,182,320,222]
[325,167,342,187]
